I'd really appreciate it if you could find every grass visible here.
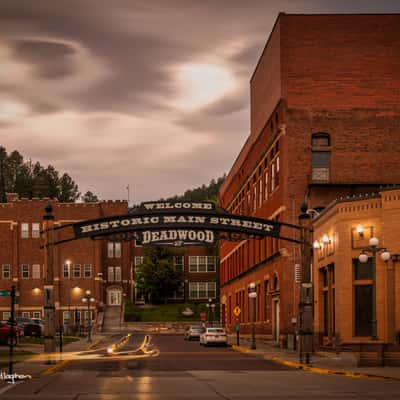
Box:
[124,301,220,322]
[18,336,80,346]
[0,350,35,368]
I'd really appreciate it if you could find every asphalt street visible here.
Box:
[1,333,400,399]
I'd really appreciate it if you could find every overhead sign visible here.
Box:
[139,201,216,212]
[233,306,241,317]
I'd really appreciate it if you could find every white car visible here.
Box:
[200,328,228,346]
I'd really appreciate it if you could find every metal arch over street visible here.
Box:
[44,201,305,247]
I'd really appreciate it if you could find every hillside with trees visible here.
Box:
[161,175,226,204]
[0,145,98,203]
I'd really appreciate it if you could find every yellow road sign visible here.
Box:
[233,306,241,317]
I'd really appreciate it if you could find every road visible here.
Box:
[1,333,400,399]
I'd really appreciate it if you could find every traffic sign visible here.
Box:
[233,306,241,317]
[200,311,207,321]
[0,291,11,296]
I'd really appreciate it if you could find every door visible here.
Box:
[108,289,122,306]
[273,298,280,342]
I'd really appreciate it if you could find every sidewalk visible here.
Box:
[229,335,400,381]
[1,334,106,380]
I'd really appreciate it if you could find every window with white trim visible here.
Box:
[2,264,11,279]
[84,264,92,278]
[32,264,41,279]
[108,242,121,258]
[134,256,144,270]
[21,223,29,239]
[63,311,70,324]
[21,264,29,279]
[253,184,257,211]
[108,266,114,282]
[189,282,216,299]
[173,256,184,272]
[189,256,216,272]
[271,163,275,192]
[115,266,122,282]
[264,171,268,200]
[3,312,10,321]
[32,223,40,238]
[259,179,263,206]
[84,310,93,324]
[22,311,30,318]
[73,264,81,278]
[63,264,70,279]
[33,311,41,319]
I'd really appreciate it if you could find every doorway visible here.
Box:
[107,288,122,306]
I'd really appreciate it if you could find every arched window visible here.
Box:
[273,275,279,291]
[311,133,331,182]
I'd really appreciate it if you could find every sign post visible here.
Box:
[233,306,241,346]
[9,285,16,375]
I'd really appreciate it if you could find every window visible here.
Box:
[169,282,185,299]
[73,264,81,278]
[134,256,144,270]
[84,264,92,278]
[312,133,331,182]
[264,280,270,320]
[275,156,280,187]
[33,311,41,319]
[21,223,29,239]
[353,258,373,336]
[115,242,121,258]
[63,311,70,324]
[115,266,122,282]
[253,184,257,211]
[32,264,41,279]
[247,192,251,214]
[108,266,114,282]
[108,242,121,258]
[63,264,70,279]
[22,311,30,318]
[32,223,40,238]
[189,256,216,272]
[271,163,275,192]
[21,264,29,279]
[2,264,11,279]
[74,309,81,324]
[264,171,268,200]
[84,310,93,324]
[3,312,10,321]
[107,242,114,258]
[173,256,184,272]
[189,282,216,299]
[259,179,263,206]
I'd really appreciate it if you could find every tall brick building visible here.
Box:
[219,14,400,344]
[0,194,218,328]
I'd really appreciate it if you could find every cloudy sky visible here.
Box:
[1,0,399,203]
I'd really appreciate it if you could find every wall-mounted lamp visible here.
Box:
[356,224,364,237]
[322,234,331,245]
[313,240,321,250]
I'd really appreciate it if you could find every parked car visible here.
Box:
[31,318,44,335]
[0,321,23,345]
[23,322,42,337]
[16,317,33,327]
[200,328,228,346]
[184,325,204,340]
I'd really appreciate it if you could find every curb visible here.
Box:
[231,345,400,382]
[41,337,102,376]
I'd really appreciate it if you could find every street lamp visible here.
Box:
[358,236,391,340]
[82,290,95,342]
[206,298,212,326]
[248,282,257,350]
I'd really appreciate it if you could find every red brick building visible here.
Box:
[219,13,400,344]
[0,194,218,328]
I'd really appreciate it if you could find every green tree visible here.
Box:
[135,247,183,304]
[82,191,99,202]
[58,173,80,202]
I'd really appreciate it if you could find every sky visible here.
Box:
[1,1,400,203]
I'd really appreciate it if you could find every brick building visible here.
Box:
[313,187,400,354]
[0,194,218,328]
[219,13,400,344]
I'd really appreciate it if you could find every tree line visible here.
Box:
[0,146,98,203]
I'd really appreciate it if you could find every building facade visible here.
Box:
[219,13,400,344]
[0,193,218,329]
[313,187,400,352]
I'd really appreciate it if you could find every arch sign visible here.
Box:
[50,201,303,247]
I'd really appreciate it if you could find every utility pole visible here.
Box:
[298,203,313,364]
[43,204,56,359]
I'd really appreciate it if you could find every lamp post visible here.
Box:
[249,282,257,350]
[211,303,216,326]
[82,290,95,342]
[206,298,212,326]
[358,236,391,340]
